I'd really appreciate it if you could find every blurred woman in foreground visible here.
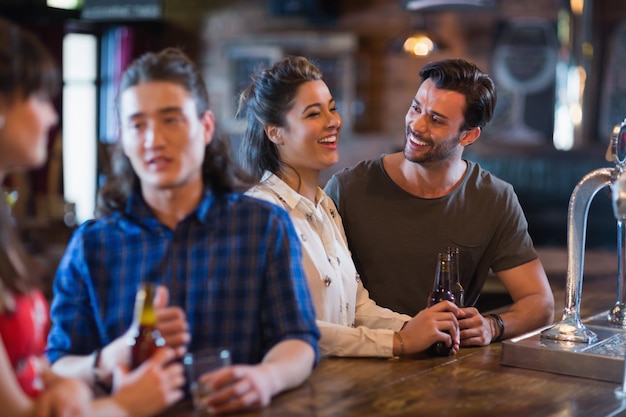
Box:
[0,17,184,417]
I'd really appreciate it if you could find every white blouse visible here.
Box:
[246,172,411,357]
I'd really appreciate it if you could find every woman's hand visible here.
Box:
[37,373,92,417]
[108,347,185,417]
[400,301,463,354]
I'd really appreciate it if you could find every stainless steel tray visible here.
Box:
[501,312,626,383]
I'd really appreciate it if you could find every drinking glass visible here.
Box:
[183,348,231,411]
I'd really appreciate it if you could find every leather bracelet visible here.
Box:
[394,331,405,356]
[486,313,505,343]
[92,348,111,394]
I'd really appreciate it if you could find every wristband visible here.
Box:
[92,348,111,394]
[394,331,405,356]
[486,313,505,343]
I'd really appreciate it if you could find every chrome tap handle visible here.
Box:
[542,119,626,342]
[611,120,626,220]
[541,168,610,342]
[609,219,626,325]
[609,119,626,325]
[607,118,626,168]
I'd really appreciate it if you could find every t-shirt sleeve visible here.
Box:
[490,185,538,272]
[323,174,341,212]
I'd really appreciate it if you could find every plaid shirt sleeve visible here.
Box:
[260,206,320,363]
[46,223,104,363]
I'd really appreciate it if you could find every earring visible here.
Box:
[0,115,4,130]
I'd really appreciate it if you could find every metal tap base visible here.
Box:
[502,313,626,383]
[609,303,626,326]
[540,317,598,343]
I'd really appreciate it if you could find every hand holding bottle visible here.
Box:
[108,347,185,417]
[94,284,190,390]
[129,283,166,369]
[128,283,191,368]
[399,301,463,355]
[152,285,190,359]
[427,252,458,356]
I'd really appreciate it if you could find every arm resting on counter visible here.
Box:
[202,339,316,415]
[460,258,554,346]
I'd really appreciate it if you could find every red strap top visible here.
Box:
[0,290,49,397]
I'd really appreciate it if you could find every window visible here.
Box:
[62,33,97,223]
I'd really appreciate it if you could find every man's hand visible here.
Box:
[458,307,493,346]
[153,285,190,358]
[199,364,276,414]
[102,285,190,390]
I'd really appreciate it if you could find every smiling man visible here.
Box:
[324,58,554,348]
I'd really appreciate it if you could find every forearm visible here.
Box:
[0,338,35,417]
[261,339,315,396]
[91,398,129,417]
[499,293,554,339]
[52,344,119,391]
[51,354,96,384]
[318,320,395,358]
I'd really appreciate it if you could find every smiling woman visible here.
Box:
[239,56,464,359]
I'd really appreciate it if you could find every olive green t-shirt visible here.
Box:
[324,156,537,316]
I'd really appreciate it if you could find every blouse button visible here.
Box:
[323,276,332,287]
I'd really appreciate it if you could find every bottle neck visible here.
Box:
[133,283,158,327]
[435,252,453,287]
[447,246,461,285]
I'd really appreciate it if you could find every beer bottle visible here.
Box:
[427,252,455,356]
[128,282,165,369]
[447,247,465,307]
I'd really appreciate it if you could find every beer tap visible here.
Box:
[541,119,626,343]
[608,120,626,325]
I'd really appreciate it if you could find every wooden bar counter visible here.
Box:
[159,251,626,417]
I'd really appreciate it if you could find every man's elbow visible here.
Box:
[539,291,555,326]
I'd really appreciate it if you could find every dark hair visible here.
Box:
[0,19,57,303]
[0,18,59,101]
[237,55,323,181]
[419,59,496,132]
[96,47,253,217]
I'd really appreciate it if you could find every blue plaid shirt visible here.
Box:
[46,190,319,365]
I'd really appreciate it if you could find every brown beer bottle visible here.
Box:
[128,282,165,369]
[427,252,455,356]
[447,247,465,307]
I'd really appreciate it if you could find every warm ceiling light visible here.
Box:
[403,32,436,56]
[570,0,584,15]
[47,0,83,9]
